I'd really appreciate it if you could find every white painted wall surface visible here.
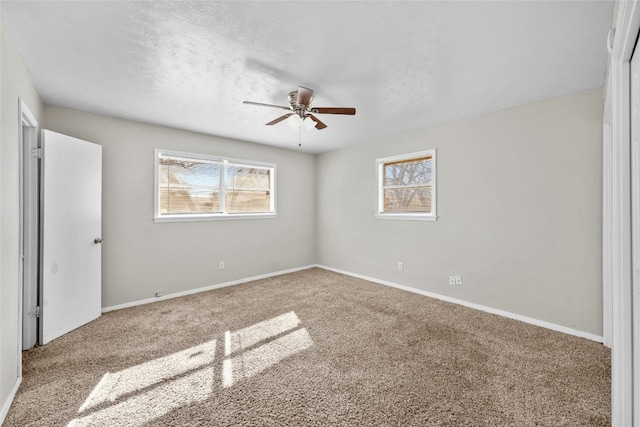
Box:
[44,106,316,308]
[316,88,604,336]
[0,23,44,421]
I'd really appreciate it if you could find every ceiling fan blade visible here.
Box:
[243,101,292,111]
[308,114,327,130]
[310,107,356,115]
[297,86,314,107]
[265,113,293,126]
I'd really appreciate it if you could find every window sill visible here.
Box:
[155,213,278,223]
[375,214,437,222]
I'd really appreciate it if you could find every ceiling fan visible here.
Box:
[243,86,356,130]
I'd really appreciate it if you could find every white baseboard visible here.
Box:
[317,265,604,343]
[101,265,317,313]
[1,376,21,425]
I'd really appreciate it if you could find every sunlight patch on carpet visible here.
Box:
[223,327,313,388]
[69,340,217,426]
[222,312,313,388]
[225,311,301,356]
[68,312,313,425]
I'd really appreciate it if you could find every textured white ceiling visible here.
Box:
[1,1,613,153]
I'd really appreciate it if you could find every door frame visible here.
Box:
[605,1,640,425]
[631,52,640,427]
[18,98,39,360]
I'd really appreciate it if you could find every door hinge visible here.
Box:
[29,306,40,318]
[30,147,42,159]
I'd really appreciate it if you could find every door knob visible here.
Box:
[94,238,104,244]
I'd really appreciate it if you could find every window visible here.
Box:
[376,149,436,221]
[154,149,276,222]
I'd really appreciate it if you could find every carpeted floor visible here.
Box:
[4,268,610,426]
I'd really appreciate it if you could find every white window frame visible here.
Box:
[154,148,277,222]
[376,149,437,221]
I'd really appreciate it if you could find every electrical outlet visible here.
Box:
[455,275,462,286]
[398,262,403,271]
[449,276,456,285]
[219,262,225,270]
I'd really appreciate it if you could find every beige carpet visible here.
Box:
[5,268,610,426]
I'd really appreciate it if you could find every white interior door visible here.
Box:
[40,130,102,344]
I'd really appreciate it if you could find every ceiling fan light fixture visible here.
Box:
[303,116,315,130]
[287,113,302,129]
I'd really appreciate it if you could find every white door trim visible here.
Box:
[606,1,640,425]
[603,71,613,349]
[17,99,39,372]
[631,52,640,427]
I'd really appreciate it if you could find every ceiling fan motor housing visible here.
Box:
[288,91,308,117]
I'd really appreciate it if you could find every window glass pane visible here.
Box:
[383,186,432,213]
[377,150,435,219]
[226,164,271,190]
[225,189,271,213]
[160,188,221,214]
[159,156,221,214]
[384,157,432,187]
[225,164,272,213]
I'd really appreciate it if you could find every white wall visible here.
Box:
[0,23,44,420]
[316,88,604,336]
[44,106,316,308]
